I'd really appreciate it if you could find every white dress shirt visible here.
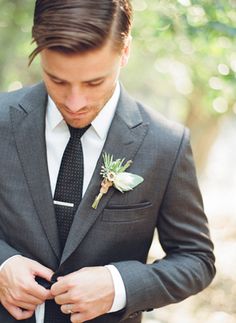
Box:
[0,83,126,322]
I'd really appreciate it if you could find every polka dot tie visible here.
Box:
[44,124,90,323]
[54,124,90,253]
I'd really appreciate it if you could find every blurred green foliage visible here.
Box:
[129,0,236,116]
[0,0,34,89]
[0,0,236,169]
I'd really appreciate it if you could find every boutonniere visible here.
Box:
[92,153,144,209]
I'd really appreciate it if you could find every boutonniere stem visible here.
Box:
[92,153,144,209]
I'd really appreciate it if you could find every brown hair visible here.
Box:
[29,0,132,64]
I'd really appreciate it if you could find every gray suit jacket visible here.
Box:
[0,83,215,322]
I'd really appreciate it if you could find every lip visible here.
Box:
[65,109,89,118]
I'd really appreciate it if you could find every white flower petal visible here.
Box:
[113,172,144,192]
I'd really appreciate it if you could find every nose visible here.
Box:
[64,88,88,112]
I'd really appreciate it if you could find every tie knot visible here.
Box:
[68,124,90,139]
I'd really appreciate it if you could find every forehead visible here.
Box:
[40,43,122,82]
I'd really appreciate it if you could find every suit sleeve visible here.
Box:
[0,228,21,265]
[112,128,216,319]
[0,241,21,266]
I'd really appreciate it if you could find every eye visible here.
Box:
[87,79,104,87]
[50,77,66,85]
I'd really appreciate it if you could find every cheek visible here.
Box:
[95,82,116,102]
[86,88,107,105]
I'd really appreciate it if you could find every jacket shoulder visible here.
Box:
[0,83,45,120]
[137,101,188,143]
[0,85,34,107]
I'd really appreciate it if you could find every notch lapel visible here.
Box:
[10,83,60,260]
[61,87,149,264]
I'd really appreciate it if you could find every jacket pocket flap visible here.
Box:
[102,201,152,222]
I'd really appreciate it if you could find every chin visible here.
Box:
[71,120,90,128]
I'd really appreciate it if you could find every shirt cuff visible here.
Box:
[0,255,20,271]
[105,264,126,313]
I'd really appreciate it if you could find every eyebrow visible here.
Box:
[43,68,107,84]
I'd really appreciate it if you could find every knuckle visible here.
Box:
[5,294,14,303]
[21,281,32,293]
[12,291,22,302]
[20,285,28,293]
[70,292,79,303]
[67,279,75,290]
[77,302,87,312]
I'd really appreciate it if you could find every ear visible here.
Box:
[121,35,132,67]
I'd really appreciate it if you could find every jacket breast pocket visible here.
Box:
[102,201,152,223]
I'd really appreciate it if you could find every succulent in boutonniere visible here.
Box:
[92,152,144,209]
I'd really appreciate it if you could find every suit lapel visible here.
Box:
[10,83,60,260]
[61,87,149,264]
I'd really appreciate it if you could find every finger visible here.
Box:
[27,260,54,300]
[31,261,54,283]
[51,277,71,296]
[46,292,54,300]
[11,299,37,312]
[71,311,90,323]
[12,289,48,306]
[54,291,71,305]
[28,274,53,301]
[9,291,46,308]
[24,279,52,302]
[51,270,82,296]
[4,282,50,307]
[60,303,75,315]
[2,300,34,321]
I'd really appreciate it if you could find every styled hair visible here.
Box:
[29,0,132,64]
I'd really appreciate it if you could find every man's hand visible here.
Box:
[0,255,53,320]
[51,266,115,323]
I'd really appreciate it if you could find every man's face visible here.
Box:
[40,41,130,128]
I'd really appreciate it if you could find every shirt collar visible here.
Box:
[46,96,65,130]
[91,82,120,139]
[46,82,120,139]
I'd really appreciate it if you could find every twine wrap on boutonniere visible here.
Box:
[92,152,144,209]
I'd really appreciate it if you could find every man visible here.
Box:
[0,1,215,322]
